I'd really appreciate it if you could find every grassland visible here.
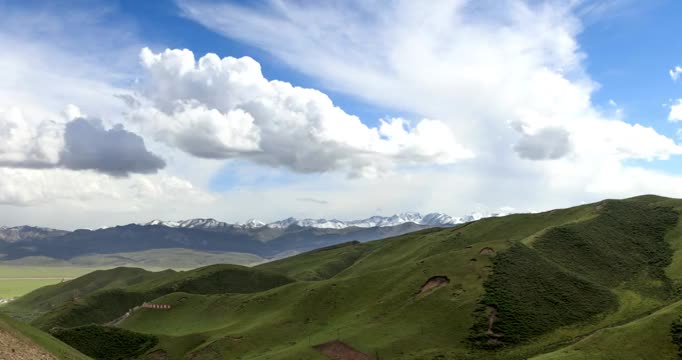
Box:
[0,248,265,300]
[4,195,682,359]
[0,265,95,300]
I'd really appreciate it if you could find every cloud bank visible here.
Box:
[129,48,473,177]
[0,107,165,176]
[60,118,166,176]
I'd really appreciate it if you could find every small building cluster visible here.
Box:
[142,303,171,310]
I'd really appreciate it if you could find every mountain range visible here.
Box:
[0,211,504,268]
[138,211,495,230]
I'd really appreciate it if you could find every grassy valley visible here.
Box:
[3,195,682,359]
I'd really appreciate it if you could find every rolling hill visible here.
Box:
[0,312,88,359]
[4,195,682,359]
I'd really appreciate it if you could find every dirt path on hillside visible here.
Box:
[0,328,57,360]
[313,341,374,360]
[0,277,74,280]
[530,299,682,359]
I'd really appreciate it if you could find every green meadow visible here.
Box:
[4,195,682,359]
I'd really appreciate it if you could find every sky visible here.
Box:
[2,0,682,229]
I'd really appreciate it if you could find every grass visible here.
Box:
[0,265,96,278]
[3,267,174,322]
[473,244,618,346]
[0,265,96,301]
[6,195,682,359]
[0,312,89,360]
[0,279,66,300]
[531,299,682,360]
[115,204,606,359]
[533,200,677,290]
[472,200,679,347]
[672,316,682,358]
[0,247,266,305]
[256,241,373,280]
[51,324,157,359]
[18,264,294,330]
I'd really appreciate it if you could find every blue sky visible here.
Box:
[115,0,682,179]
[107,0,682,132]
[3,0,682,229]
[580,1,681,128]
[122,0,682,177]
[115,0,403,126]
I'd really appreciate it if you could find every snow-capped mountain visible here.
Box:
[142,218,231,230]
[140,211,509,231]
[0,225,69,242]
[235,219,266,229]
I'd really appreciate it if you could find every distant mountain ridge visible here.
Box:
[0,211,508,267]
[0,226,69,243]
[139,211,506,230]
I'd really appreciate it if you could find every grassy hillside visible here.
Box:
[51,325,157,359]
[533,299,682,359]
[0,248,266,302]
[0,312,89,359]
[7,195,682,359]
[5,267,174,322]
[5,264,294,331]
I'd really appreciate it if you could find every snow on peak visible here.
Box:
[265,217,298,229]
[142,218,230,229]
[140,210,510,230]
[236,219,266,229]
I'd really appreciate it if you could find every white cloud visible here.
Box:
[0,107,65,167]
[178,0,680,168]
[0,168,210,207]
[3,0,682,230]
[174,0,682,204]
[671,66,682,81]
[670,100,682,122]
[0,3,211,227]
[130,48,473,176]
[0,106,166,176]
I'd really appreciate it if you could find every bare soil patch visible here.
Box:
[145,349,169,360]
[418,275,450,294]
[313,340,373,360]
[0,328,57,360]
[478,247,495,256]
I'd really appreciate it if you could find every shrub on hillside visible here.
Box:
[671,316,682,357]
[51,324,157,359]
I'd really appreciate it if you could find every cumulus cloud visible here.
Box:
[0,107,164,176]
[179,1,682,163]
[671,66,682,81]
[0,107,64,168]
[60,118,165,176]
[513,126,572,160]
[670,100,682,122]
[129,48,473,176]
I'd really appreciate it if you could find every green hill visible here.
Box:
[12,264,294,331]
[0,312,89,359]
[5,195,682,359]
